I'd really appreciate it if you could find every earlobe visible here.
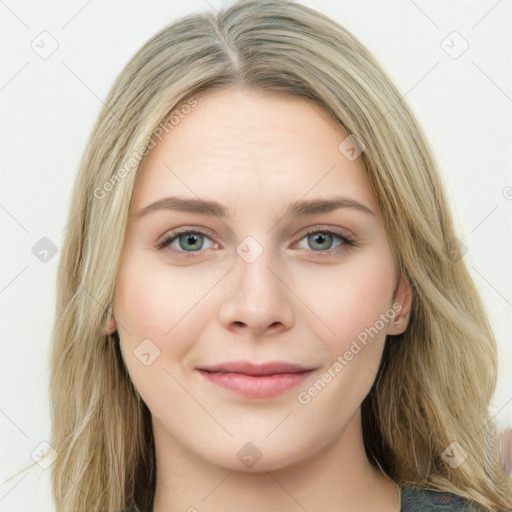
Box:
[391,272,413,333]
[105,315,117,335]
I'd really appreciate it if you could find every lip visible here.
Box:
[197,361,315,399]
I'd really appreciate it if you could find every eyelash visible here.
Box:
[156,226,356,258]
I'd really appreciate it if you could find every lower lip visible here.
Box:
[198,370,312,399]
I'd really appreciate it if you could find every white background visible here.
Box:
[1,1,511,510]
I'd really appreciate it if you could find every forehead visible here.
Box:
[131,88,379,217]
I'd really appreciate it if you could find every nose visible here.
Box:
[218,250,295,337]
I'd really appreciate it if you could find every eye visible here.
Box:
[294,228,355,253]
[157,229,217,253]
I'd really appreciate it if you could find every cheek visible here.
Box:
[115,268,174,339]
[116,246,212,329]
[290,249,396,348]
[292,253,396,424]
[113,261,217,417]
[113,257,213,371]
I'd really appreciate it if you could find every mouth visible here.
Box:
[196,361,315,399]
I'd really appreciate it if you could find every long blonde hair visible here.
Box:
[41,0,512,510]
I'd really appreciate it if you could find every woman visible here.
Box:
[47,0,512,510]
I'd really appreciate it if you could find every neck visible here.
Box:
[151,410,400,512]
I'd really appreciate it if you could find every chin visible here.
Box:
[196,436,315,474]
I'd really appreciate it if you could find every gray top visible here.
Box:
[400,484,490,511]
[140,483,501,511]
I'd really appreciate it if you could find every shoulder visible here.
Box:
[400,484,486,512]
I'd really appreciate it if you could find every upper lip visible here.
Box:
[198,361,314,376]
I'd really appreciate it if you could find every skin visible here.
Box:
[108,88,412,511]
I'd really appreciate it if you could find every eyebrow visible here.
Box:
[135,195,375,219]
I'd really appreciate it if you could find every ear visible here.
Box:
[105,314,117,335]
[390,272,412,335]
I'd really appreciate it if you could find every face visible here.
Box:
[111,88,411,472]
